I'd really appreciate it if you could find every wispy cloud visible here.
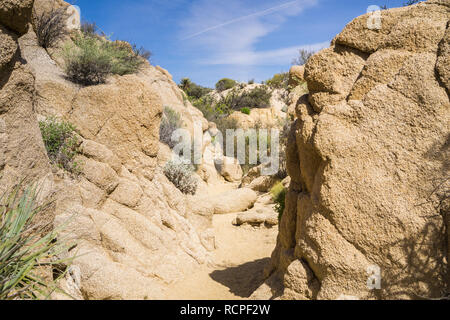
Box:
[179,0,322,68]
[184,0,306,40]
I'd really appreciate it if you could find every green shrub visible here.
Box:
[0,185,71,299]
[248,79,255,85]
[34,7,70,49]
[164,161,198,195]
[102,41,147,76]
[159,107,183,149]
[241,107,251,115]
[265,72,289,90]
[215,78,237,92]
[179,78,212,100]
[39,117,81,174]
[62,34,148,86]
[271,182,287,221]
[215,119,275,175]
[220,85,272,110]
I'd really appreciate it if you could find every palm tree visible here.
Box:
[179,78,192,92]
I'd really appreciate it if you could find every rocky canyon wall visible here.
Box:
[254,0,449,300]
[1,0,215,300]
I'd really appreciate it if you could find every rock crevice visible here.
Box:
[253,0,450,300]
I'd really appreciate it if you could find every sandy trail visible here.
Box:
[164,213,278,300]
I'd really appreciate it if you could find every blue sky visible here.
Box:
[70,0,407,87]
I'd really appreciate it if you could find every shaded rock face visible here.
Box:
[256,1,449,300]
[0,0,53,196]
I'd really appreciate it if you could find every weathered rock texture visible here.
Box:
[254,1,450,300]
[0,0,219,299]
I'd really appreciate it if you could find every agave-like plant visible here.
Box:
[0,185,72,300]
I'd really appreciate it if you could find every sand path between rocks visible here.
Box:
[164,213,278,300]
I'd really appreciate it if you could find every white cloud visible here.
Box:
[200,41,330,66]
[180,0,322,67]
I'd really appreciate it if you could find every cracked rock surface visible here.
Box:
[253,0,450,300]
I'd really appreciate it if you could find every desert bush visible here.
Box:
[276,117,292,180]
[80,21,98,37]
[265,72,289,90]
[404,0,422,5]
[193,96,231,122]
[132,44,152,62]
[216,78,237,92]
[39,117,81,174]
[34,7,70,49]
[292,49,315,66]
[62,34,149,86]
[163,161,198,195]
[248,79,255,85]
[62,35,112,85]
[0,185,71,299]
[220,85,272,110]
[271,182,287,221]
[160,107,183,149]
[179,78,212,100]
[241,107,251,115]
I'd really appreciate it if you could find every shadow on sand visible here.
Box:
[209,258,270,298]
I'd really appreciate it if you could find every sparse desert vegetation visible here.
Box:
[34,7,70,49]
[39,117,81,174]
[160,106,183,148]
[62,34,149,85]
[1,0,448,303]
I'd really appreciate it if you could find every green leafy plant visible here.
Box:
[62,34,149,86]
[39,117,81,174]
[292,49,315,66]
[215,78,237,92]
[271,182,287,222]
[241,107,251,115]
[0,185,72,299]
[160,107,183,149]
[219,85,272,110]
[163,161,198,195]
[104,41,149,76]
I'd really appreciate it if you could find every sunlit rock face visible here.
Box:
[253,0,450,300]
